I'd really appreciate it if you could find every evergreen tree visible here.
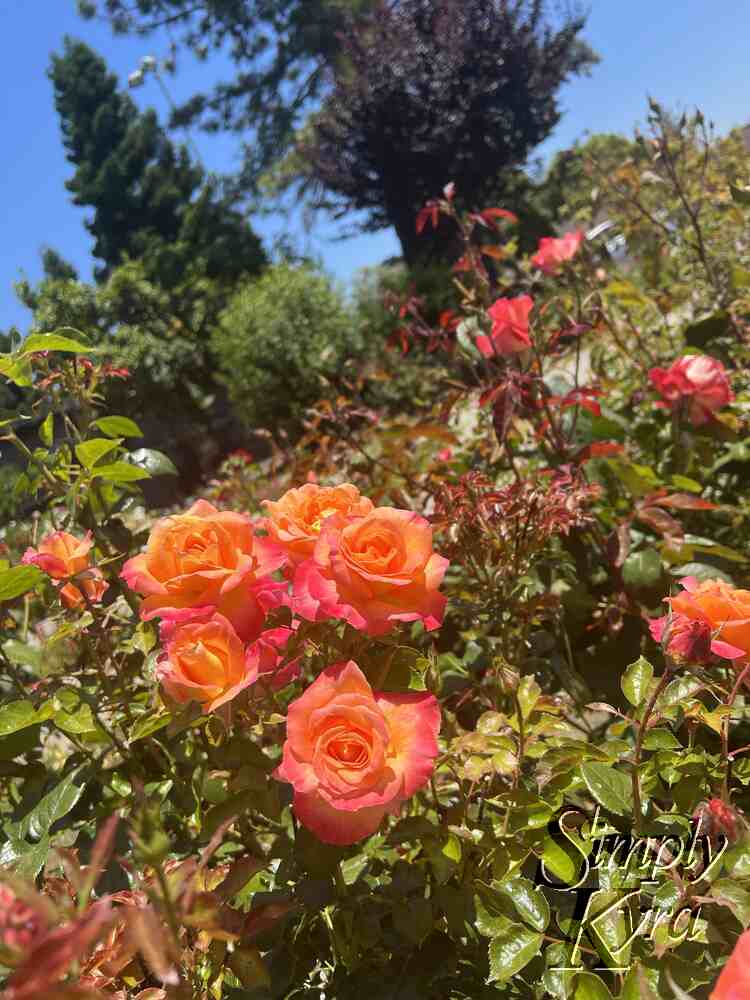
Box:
[50,38,265,284]
[77,0,373,193]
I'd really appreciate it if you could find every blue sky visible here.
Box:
[1,1,750,331]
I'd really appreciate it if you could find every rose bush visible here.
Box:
[2,103,750,998]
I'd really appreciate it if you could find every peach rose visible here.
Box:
[477,295,533,357]
[711,929,750,999]
[648,355,734,425]
[157,613,297,713]
[263,483,373,566]
[22,530,108,609]
[275,660,440,844]
[531,230,584,275]
[121,500,285,640]
[667,576,750,660]
[292,507,448,636]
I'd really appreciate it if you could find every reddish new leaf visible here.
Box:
[655,492,719,511]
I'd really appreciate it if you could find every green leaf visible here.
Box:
[710,440,750,477]
[93,461,151,483]
[539,836,579,885]
[670,475,702,493]
[683,311,729,348]
[580,761,633,815]
[621,656,653,707]
[573,972,613,1000]
[711,879,750,924]
[0,700,51,736]
[129,711,172,743]
[493,877,550,932]
[17,770,86,840]
[92,415,143,438]
[128,448,178,476]
[656,675,704,711]
[0,355,32,386]
[22,330,97,355]
[620,963,661,1000]
[0,565,43,601]
[622,549,662,589]
[487,921,543,984]
[730,183,750,206]
[642,729,681,751]
[392,896,433,945]
[75,437,121,469]
[39,412,54,446]
[53,689,99,736]
[517,675,540,719]
[668,562,734,584]
[0,835,50,879]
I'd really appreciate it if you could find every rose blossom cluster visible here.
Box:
[648,354,734,425]
[119,485,446,844]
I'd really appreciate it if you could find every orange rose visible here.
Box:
[263,483,373,566]
[293,506,448,635]
[158,612,255,712]
[22,530,108,609]
[158,613,298,713]
[669,576,750,660]
[121,500,285,640]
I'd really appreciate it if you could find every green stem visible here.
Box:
[632,667,673,835]
[721,662,750,799]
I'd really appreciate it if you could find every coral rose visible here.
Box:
[275,660,440,844]
[22,530,108,609]
[711,929,750,999]
[531,230,584,275]
[648,355,734,425]
[477,295,533,357]
[292,507,448,636]
[263,483,373,566]
[121,500,284,640]
[157,613,297,713]
[665,577,750,660]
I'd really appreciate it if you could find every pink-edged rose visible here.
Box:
[263,483,373,567]
[292,507,448,636]
[275,660,440,844]
[712,929,750,999]
[531,230,584,275]
[157,613,297,713]
[477,295,533,357]
[121,499,285,640]
[648,355,734,426]
[22,530,108,609]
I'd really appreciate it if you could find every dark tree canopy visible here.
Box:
[50,38,266,284]
[300,0,597,265]
[77,0,373,191]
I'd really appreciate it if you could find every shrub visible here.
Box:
[213,263,362,432]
